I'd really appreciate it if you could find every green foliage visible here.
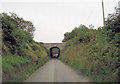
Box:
[3,55,27,71]
[60,9,120,82]
[62,25,89,42]
[2,13,34,55]
[105,8,120,47]
[52,48,59,54]
[2,13,50,82]
[2,13,35,37]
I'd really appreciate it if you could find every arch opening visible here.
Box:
[50,47,60,58]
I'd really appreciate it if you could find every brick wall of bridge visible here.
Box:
[43,43,65,50]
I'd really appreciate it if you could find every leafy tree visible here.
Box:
[105,7,120,47]
[2,13,34,55]
[2,13,35,37]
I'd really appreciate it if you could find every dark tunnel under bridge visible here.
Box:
[43,43,65,58]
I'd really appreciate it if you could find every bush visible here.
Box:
[60,9,120,82]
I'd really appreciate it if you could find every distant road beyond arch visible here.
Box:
[50,47,60,58]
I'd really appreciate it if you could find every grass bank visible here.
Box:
[1,13,50,82]
[60,9,119,82]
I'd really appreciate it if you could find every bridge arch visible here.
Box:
[43,43,65,50]
[50,47,60,58]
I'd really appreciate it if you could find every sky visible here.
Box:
[0,0,119,43]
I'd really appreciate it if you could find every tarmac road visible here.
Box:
[24,59,93,82]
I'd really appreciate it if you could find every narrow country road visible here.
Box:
[24,59,93,82]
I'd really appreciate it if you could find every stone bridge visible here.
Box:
[43,43,65,50]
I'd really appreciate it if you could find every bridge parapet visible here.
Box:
[43,43,65,50]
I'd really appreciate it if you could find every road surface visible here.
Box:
[25,59,93,82]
